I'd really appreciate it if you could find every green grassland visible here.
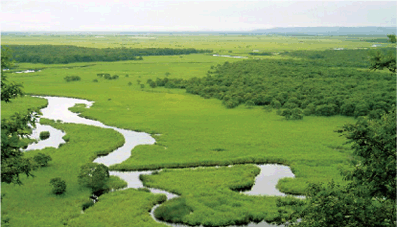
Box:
[0,117,130,226]
[142,165,284,225]
[68,189,167,227]
[1,96,48,119]
[2,34,393,54]
[2,35,391,226]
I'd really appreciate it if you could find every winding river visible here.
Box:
[27,96,299,227]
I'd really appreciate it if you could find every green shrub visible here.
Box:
[291,108,303,120]
[223,99,239,109]
[92,79,98,82]
[368,109,386,119]
[39,131,50,140]
[50,178,66,195]
[128,82,132,86]
[271,100,282,109]
[315,104,338,116]
[82,200,95,211]
[340,102,355,116]
[64,76,81,82]
[303,103,316,116]
[280,109,292,119]
[33,153,52,167]
[354,102,370,117]
[245,100,255,108]
[140,84,145,89]
[283,102,298,109]
[148,81,157,88]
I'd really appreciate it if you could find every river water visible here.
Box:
[27,96,299,227]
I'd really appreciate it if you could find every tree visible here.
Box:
[369,50,396,73]
[342,109,396,200]
[50,178,66,195]
[387,34,396,43]
[1,47,37,184]
[1,108,38,184]
[1,47,24,102]
[78,163,109,193]
[274,110,396,227]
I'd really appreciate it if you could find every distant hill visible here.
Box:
[252,27,396,36]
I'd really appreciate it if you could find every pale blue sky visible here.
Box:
[1,0,396,31]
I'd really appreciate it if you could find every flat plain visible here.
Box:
[1,34,394,226]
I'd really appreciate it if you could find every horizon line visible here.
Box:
[2,26,396,33]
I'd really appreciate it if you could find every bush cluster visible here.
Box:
[97,73,119,80]
[49,178,66,195]
[64,76,81,82]
[150,49,395,119]
[39,131,50,140]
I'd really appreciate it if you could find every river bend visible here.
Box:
[28,96,298,227]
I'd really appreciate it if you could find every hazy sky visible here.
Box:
[1,0,396,31]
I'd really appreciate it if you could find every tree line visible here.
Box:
[149,48,396,119]
[4,45,212,64]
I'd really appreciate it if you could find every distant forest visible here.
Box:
[151,48,396,118]
[4,45,212,64]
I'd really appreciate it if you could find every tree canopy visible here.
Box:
[387,34,396,43]
[151,48,395,119]
[1,47,36,184]
[5,45,211,64]
[78,163,110,193]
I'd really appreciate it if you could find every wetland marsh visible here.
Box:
[1,34,395,226]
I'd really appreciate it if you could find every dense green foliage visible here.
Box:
[152,49,395,118]
[39,131,50,140]
[1,47,24,102]
[280,49,375,68]
[50,178,67,195]
[5,45,212,64]
[275,110,396,226]
[1,110,38,184]
[369,49,396,73]
[78,163,110,193]
[343,110,396,200]
[387,34,396,43]
[1,47,40,185]
[275,181,395,227]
